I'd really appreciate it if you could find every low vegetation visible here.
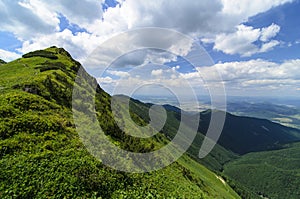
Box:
[224,142,300,199]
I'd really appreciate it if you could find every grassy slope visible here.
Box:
[0,47,239,198]
[224,142,300,199]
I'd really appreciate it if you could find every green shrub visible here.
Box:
[0,59,6,64]
[22,50,58,60]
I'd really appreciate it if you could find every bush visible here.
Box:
[22,50,58,60]
[0,59,6,64]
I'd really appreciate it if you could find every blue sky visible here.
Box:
[207,1,300,63]
[0,0,300,98]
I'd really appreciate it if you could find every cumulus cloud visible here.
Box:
[97,58,300,96]
[17,29,100,60]
[220,0,293,19]
[260,23,281,42]
[0,0,59,40]
[260,40,281,53]
[151,69,163,76]
[208,24,281,56]
[107,0,292,36]
[189,59,300,93]
[212,25,260,56]
[83,28,193,70]
[97,76,115,84]
[107,70,130,78]
[0,49,21,61]
[0,0,293,63]
[0,0,103,40]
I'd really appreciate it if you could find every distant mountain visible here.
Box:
[118,95,239,172]
[0,47,239,198]
[162,104,182,113]
[226,101,300,129]
[199,110,300,154]
[126,96,300,167]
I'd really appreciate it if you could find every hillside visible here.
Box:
[118,93,300,172]
[224,142,300,199]
[121,97,239,172]
[0,47,239,198]
[198,110,300,154]
[129,99,300,198]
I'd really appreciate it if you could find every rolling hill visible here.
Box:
[224,142,300,199]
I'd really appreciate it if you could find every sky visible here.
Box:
[0,0,300,98]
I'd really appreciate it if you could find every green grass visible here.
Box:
[177,155,239,199]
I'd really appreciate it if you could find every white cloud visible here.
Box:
[205,59,300,81]
[110,0,292,36]
[97,76,115,84]
[208,24,281,56]
[151,69,163,76]
[242,79,299,87]
[199,59,300,90]
[260,40,281,53]
[0,49,21,61]
[0,1,58,40]
[18,29,101,60]
[0,0,104,40]
[220,0,293,18]
[0,0,293,64]
[47,0,103,30]
[107,0,224,34]
[212,25,260,56]
[83,29,193,70]
[260,23,281,42]
[98,58,300,96]
[107,70,130,78]
[165,58,300,96]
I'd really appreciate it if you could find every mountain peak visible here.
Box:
[22,47,78,64]
[0,47,85,108]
